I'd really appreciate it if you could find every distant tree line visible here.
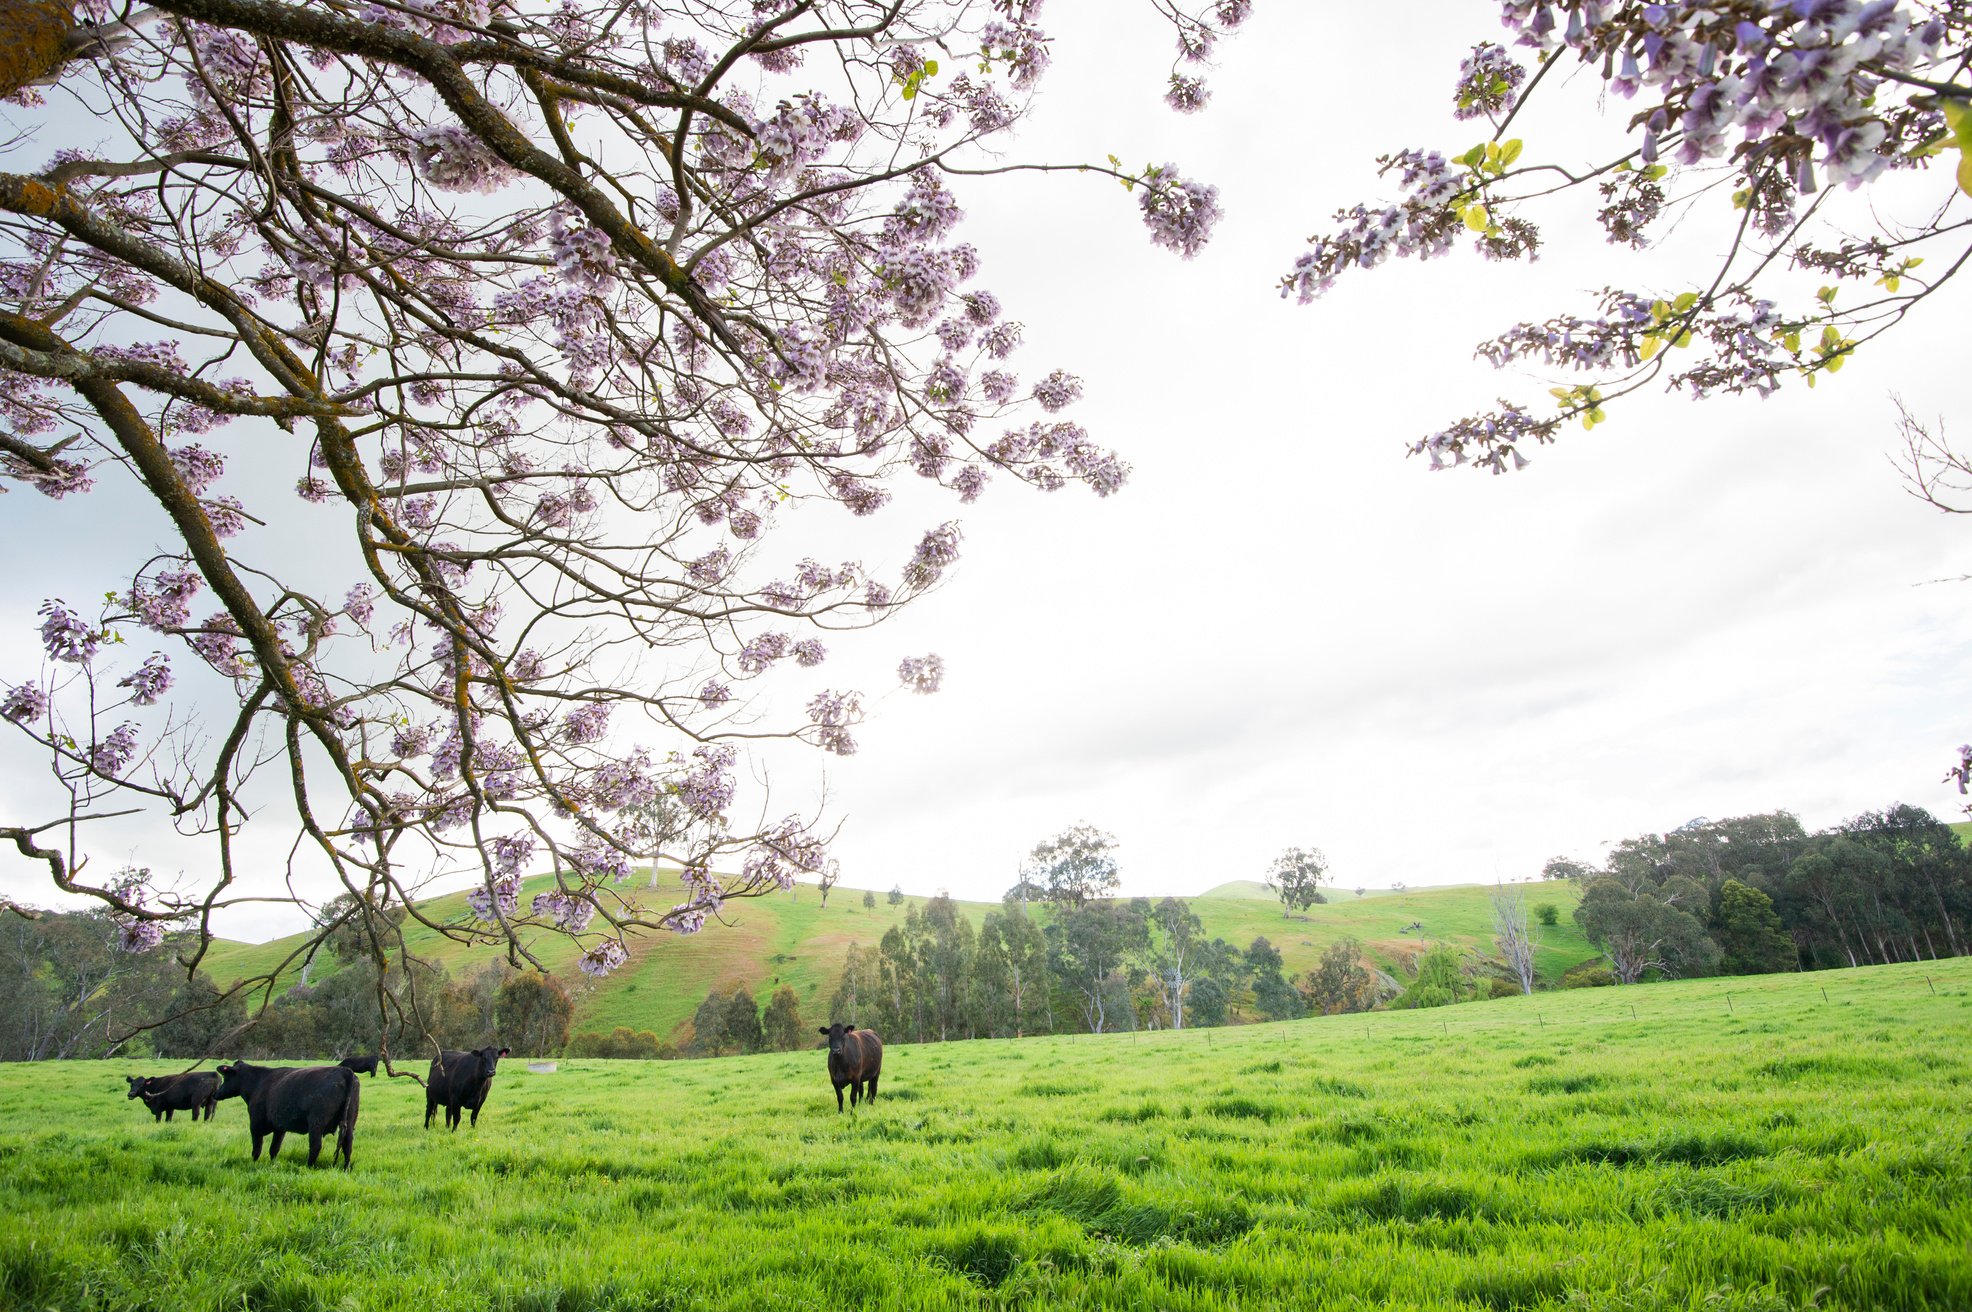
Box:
[1554,804,1971,984]
[815,890,1390,1044]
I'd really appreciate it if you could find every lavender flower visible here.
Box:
[466,873,522,922]
[412,124,518,193]
[38,600,99,664]
[1,683,48,723]
[119,653,172,706]
[91,722,140,776]
[1031,370,1083,413]
[532,889,596,932]
[1165,75,1211,114]
[699,679,732,707]
[898,654,944,695]
[562,701,611,745]
[579,937,630,976]
[1138,165,1223,259]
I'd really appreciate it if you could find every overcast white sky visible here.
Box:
[3,3,1967,937]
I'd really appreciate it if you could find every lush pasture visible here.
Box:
[199,878,1594,1040]
[2,959,1968,1310]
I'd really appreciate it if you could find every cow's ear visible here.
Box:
[817,1026,830,1034]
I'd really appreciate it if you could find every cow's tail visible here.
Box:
[336,1068,360,1168]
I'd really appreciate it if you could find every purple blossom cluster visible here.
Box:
[189,612,248,677]
[1031,370,1083,414]
[1454,42,1526,121]
[903,522,962,590]
[38,600,99,665]
[492,832,536,877]
[533,888,597,932]
[742,815,828,892]
[676,743,738,821]
[1502,0,1947,189]
[561,701,611,745]
[1282,150,1467,303]
[1165,75,1211,114]
[578,937,630,976]
[91,722,140,777]
[898,654,944,695]
[126,568,203,632]
[2,682,47,723]
[1137,166,1223,259]
[806,689,862,756]
[412,124,518,193]
[119,653,173,706]
[467,873,522,922]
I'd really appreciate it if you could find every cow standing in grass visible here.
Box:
[125,1072,219,1122]
[213,1062,360,1168]
[819,1022,882,1112]
[337,1056,380,1077]
[426,1046,509,1130]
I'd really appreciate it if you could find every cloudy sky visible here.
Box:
[3,2,1967,936]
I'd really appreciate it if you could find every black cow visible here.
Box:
[213,1062,360,1168]
[125,1072,219,1122]
[337,1056,380,1077]
[818,1022,882,1112]
[425,1045,509,1130]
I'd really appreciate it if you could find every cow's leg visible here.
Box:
[849,1081,860,1108]
[268,1129,286,1161]
[163,1108,174,1123]
[834,1081,845,1113]
[251,1130,265,1160]
[866,1075,879,1103]
[469,1101,480,1128]
[424,1096,436,1129]
[306,1130,323,1166]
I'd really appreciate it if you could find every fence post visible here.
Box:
[1725,993,1733,1016]
[1927,976,1937,995]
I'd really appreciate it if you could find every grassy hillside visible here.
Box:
[2,958,1966,1310]
[200,878,1596,1041]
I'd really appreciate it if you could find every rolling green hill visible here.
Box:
[2,958,1966,1310]
[200,877,1596,1041]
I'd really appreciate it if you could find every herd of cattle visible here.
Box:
[122,1044,511,1169]
[119,1025,886,1169]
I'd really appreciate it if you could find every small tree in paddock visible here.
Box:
[1492,885,1538,996]
[1298,938,1377,1016]
[1264,847,1330,918]
[761,986,805,1053]
[863,890,878,917]
[1535,903,1561,928]
[495,971,574,1057]
[1022,825,1122,909]
[724,986,764,1056]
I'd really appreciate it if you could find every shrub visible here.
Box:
[1534,903,1560,927]
[565,1027,666,1059]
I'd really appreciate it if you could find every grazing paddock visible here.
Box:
[0,960,1968,1310]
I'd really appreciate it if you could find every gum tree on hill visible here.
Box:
[1263,845,1328,918]
[0,0,1248,1050]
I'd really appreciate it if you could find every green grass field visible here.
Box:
[2,958,1967,1310]
[199,879,1599,1041]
